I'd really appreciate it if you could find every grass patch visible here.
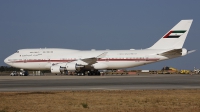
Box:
[16,92,56,95]
[0,107,8,112]
[0,90,200,112]
[81,102,89,108]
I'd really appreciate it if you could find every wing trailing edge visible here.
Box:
[81,52,107,65]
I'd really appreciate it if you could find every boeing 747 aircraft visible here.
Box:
[4,20,195,75]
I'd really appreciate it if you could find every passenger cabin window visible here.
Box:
[43,51,53,53]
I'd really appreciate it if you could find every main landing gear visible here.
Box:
[77,72,85,76]
[76,70,101,76]
[88,70,101,76]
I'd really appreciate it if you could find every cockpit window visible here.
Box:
[16,51,19,53]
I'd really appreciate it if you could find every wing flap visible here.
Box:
[81,52,107,65]
[52,52,107,66]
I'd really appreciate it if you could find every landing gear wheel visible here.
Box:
[88,70,101,76]
[77,72,85,76]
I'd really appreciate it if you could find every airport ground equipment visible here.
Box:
[105,69,137,75]
[19,71,29,76]
[10,70,29,76]
[179,70,190,74]
[194,67,200,74]
[158,66,179,74]
[160,66,191,74]
[10,71,18,76]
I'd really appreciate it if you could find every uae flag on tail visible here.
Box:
[163,30,186,38]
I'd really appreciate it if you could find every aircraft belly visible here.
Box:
[12,62,49,70]
[105,61,151,69]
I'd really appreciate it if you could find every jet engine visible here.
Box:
[66,63,84,71]
[51,63,85,73]
[51,66,61,73]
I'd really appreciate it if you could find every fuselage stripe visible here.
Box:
[9,58,160,63]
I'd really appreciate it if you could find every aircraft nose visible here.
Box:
[4,57,9,64]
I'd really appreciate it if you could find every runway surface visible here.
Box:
[0,74,200,92]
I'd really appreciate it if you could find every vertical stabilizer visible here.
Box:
[149,20,193,49]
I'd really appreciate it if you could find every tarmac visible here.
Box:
[0,74,200,92]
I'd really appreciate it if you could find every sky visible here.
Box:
[0,0,200,70]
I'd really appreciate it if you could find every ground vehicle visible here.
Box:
[159,66,179,74]
[194,67,200,74]
[10,71,18,76]
[180,70,190,74]
[19,71,29,76]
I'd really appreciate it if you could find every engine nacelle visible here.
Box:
[66,63,76,71]
[51,61,86,73]
[51,66,61,73]
[182,48,187,56]
[66,63,85,71]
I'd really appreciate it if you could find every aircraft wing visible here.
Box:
[52,52,107,67]
[81,52,107,65]
[187,50,196,54]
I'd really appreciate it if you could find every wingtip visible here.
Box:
[97,52,108,58]
[188,49,196,54]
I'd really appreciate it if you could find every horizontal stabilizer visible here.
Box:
[158,49,182,56]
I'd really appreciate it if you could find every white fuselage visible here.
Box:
[4,48,174,70]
